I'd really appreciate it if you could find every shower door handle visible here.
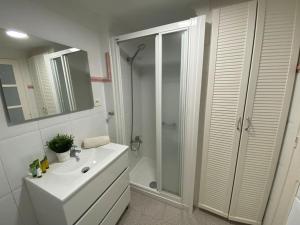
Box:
[162,121,177,128]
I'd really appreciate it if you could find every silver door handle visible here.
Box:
[245,117,251,131]
[237,117,242,131]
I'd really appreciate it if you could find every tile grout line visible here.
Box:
[0,151,14,193]
[0,154,25,225]
[0,123,39,143]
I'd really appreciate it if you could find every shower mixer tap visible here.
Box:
[106,111,115,123]
[130,136,142,151]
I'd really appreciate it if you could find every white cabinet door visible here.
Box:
[229,0,300,224]
[28,54,59,116]
[0,59,31,121]
[198,0,257,217]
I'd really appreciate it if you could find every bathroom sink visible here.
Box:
[25,143,129,225]
[25,143,128,201]
[51,147,114,175]
[51,149,95,175]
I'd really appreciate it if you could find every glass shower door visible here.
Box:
[159,30,187,196]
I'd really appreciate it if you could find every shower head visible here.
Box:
[137,43,146,51]
[127,43,146,63]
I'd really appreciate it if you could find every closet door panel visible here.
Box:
[198,1,257,217]
[229,0,300,224]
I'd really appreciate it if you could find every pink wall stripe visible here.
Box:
[91,52,112,83]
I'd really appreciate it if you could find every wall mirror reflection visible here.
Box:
[0,28,94,125]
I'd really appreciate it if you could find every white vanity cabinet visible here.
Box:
[25,144,129,225]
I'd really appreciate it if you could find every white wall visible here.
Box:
[103,83,117,142]
[120,51,143,170]
[140,67,156,160]
[119,37,159,171]
[102,32,117,143]
[194,22,211,205]
[264,69,300,225]
[0,1,108,225]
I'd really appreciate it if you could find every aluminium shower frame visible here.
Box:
[109,16,206,212]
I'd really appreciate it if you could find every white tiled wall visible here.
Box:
[0,97,108,225]
[264,71,300,224]
[104,83,117,142]
[0,194,22,225]
[0,1,109,224]
[120,54,143,170]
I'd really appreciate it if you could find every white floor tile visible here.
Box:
[118,190,240,225]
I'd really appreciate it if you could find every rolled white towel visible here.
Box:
[82,136,110,149]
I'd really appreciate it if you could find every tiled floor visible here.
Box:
[117,189,242,225]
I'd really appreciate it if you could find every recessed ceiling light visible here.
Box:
[6,30,29,39]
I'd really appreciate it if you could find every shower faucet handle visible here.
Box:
[106,111,115,123]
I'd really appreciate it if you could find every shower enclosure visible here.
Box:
[110,16,206,208]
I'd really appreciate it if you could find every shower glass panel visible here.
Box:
[65,51,93,111]
[118,35,157,190]
[161,31,185,196]
[52,58,71,112]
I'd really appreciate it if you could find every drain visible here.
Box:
[149,181,157,189]
[81,167,90,173]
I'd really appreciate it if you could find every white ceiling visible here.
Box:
[31,0,209,34]
[0,28,67,51]
[0,28,70,58]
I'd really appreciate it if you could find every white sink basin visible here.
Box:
[25,143,128,201]
[51,149,95,175]
[51,147,115,175]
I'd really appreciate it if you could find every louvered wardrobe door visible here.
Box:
[229,0,300,224]
[198,1,257,217]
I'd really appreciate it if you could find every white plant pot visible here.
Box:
[56,150,70,162]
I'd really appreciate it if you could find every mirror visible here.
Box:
[0,28,94,124]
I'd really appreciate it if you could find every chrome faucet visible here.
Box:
[70,147,81,161]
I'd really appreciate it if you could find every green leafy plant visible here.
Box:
[47,134,74,154]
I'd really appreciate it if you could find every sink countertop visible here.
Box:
[25,143,128,202]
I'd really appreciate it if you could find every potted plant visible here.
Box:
[47,134,74,162]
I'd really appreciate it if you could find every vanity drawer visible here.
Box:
[64,152,128,225]
[75,168,129,225]
[100,186,130,225]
